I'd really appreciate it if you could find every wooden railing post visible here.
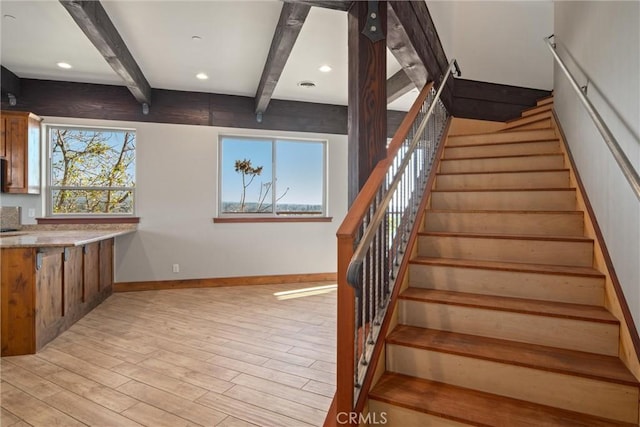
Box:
[336,234,356,425]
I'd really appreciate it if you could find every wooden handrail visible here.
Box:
[335,81,434,241]
[334,81,435,424]
[353,117,452,414]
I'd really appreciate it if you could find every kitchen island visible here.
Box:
[1,228,135,356]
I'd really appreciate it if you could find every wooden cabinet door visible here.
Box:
[0,116,7,158]
[64,246,84,321]
[1,248,37,356]
[1,111,41,194]
[35,248,64,350]
[83,243,101,303]
[5,115,26,191]
[99,239,114,293]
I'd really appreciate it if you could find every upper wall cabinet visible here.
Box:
[1,111,41,194]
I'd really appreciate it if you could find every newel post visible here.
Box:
[336,234,356,424]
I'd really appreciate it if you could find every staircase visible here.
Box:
[367,97,640,425]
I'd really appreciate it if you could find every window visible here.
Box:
[48,126,136,215]
[219,136,326,216]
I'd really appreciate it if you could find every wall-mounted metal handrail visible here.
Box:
[545,35,640,201]
[346,59,460,289]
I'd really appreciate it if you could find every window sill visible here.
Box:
[213,216,333,224]
[37,217,140,225]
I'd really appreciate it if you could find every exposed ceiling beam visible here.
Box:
[59,0,152,106]
[1,66,21,100]
[281,0,353,11]
[255,2,311,115]
[386,2,429,92]
[387,69,414,104]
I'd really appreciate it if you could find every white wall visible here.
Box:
[1,117,348,283]
[554,1,640,325]
[428,1,554,90]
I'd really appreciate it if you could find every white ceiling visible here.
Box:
[0,0,417,111]
[1,1,555,114]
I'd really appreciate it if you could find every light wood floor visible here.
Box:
[0,282,337,427]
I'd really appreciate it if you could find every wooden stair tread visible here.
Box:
[520,102,553,116]
[440,152,564,161]
[420,231,592,243]
[370,373,632,427]
[447,138,560,149]
[432,187,575,193]
[410,256,604,278]
[427,209,583,216]
[506,110,552,124]
[436,168,569,176]
[448,128,555,138]
[537,95,555,106]
[399,288,617,323]
[388,325,638,386]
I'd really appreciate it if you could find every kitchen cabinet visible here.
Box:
[0,111,41,194]
[1,238,115,356]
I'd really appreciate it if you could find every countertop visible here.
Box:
[0,228,135,248]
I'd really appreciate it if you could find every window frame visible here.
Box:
[217,134,328,219]
[45,124,137,217]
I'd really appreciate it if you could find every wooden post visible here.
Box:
[348,1,387,206]
[336,234,356,423]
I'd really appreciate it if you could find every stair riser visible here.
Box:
[424,211,584,236]
[418,235,593,267]
[398,300,619,355]
[447,129,557,147]
[537,97,554,107]
[504,111,552,129]
[505,118,552,131]
[444,140,561,159]
[439,154,565,174]
[435,170,570,190]
[408,264,604,305]
[369,400,467,427]
[523,104,553,117]
[431,190,577,212]
[387,345,638,423]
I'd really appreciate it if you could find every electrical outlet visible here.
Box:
[28,208,36,218]
[172,264,180,273]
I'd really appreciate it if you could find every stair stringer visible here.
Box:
[551,112,640,385]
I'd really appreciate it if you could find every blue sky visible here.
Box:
[221,137,324,206]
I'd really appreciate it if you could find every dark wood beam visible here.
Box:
[255,2,311,115]
[281,0,353,11]
[1,66,21,97]
[347,1,387,205]
[387,69,414,104]
[59,0,152,105]
[386,3,428,92]
[0,78,405,138]
[388,1,453,109]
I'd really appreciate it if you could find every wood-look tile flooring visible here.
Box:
[1,282,337,427]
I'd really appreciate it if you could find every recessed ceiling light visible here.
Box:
[297,80,316,88]
[56,62,72,69]
[196,72,208,80]
[319,65,332,73]
[4,14,16,20]
[191,35,202,41]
